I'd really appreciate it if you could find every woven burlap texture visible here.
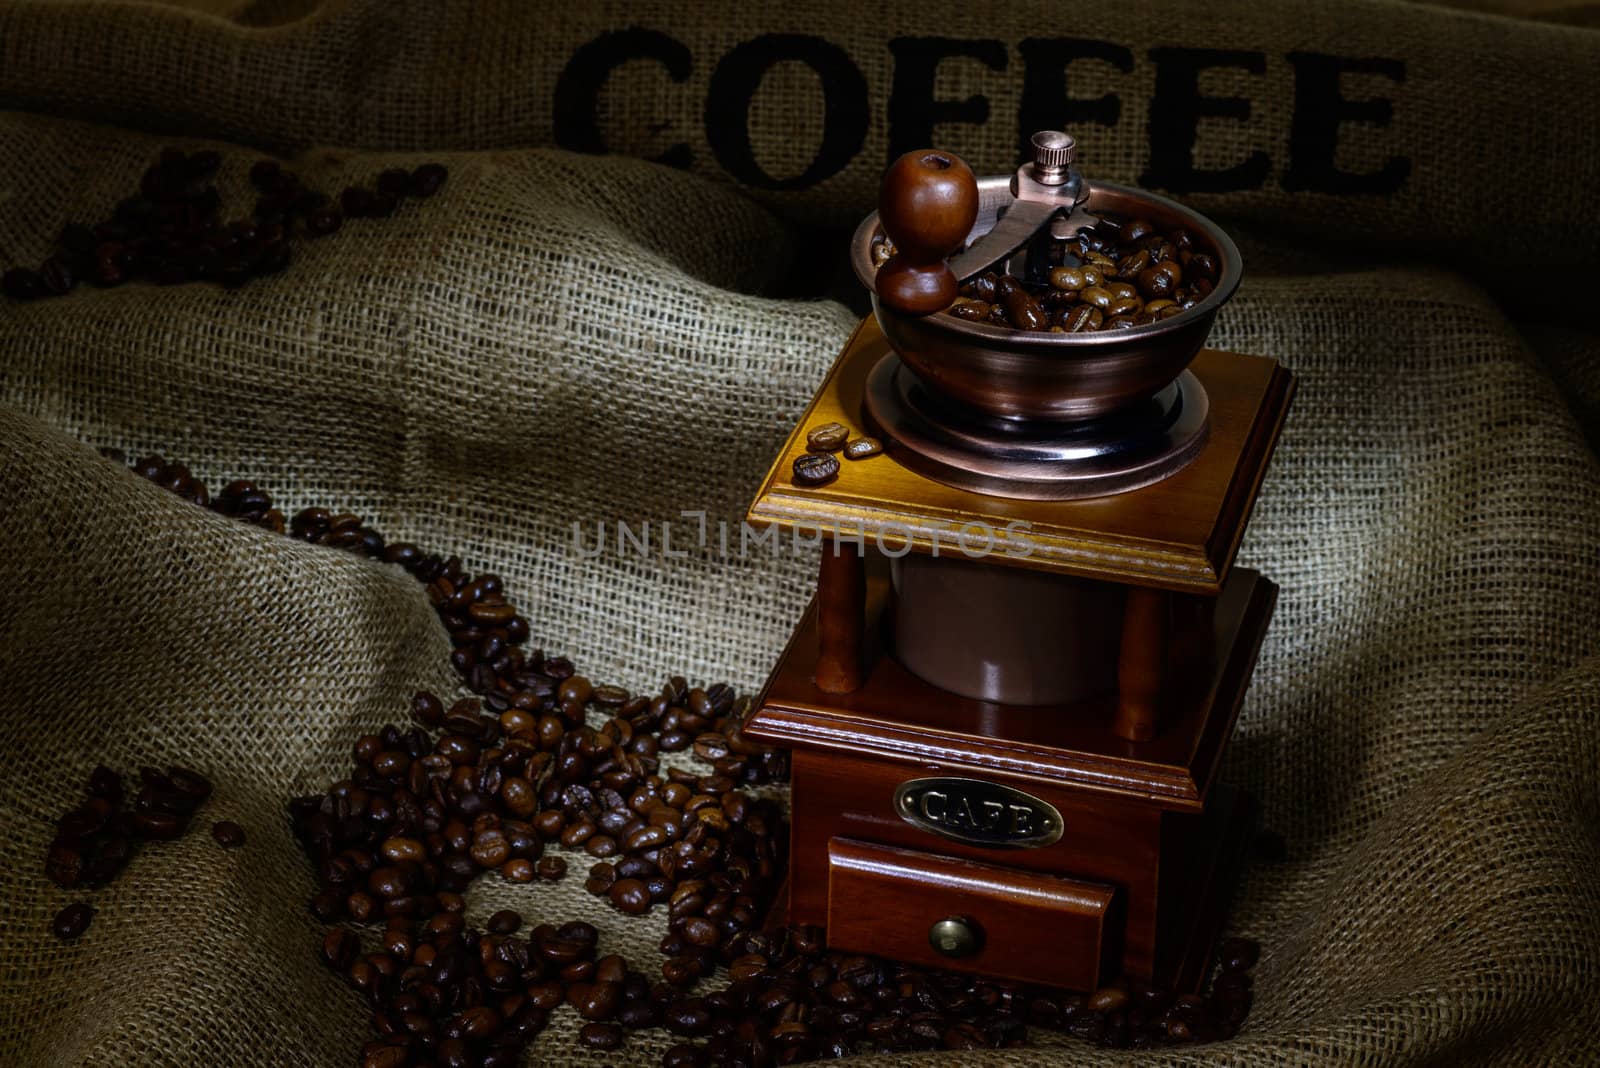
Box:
[1,1,1598,1066]
[2,0,1597,265]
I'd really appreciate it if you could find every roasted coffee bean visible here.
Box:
[87,766,123,804]
[664,998,714,1036]
[340,187,375,217]
[470,831,510,868]
[211,820,246,847]
[367,866,411,898]
[962,271,1000,302]
[692,733,730,762]
[1062,305,1103,333]
[949,299,990,321]
[376,169,412,198]
[410,163,448,197]
[844,436,883,460]
[450,1005,501,1040]
[379,836,425,862]
[39,257,75,296]
[1049,265,1087,291]
[585,863,618,896]
[593,684,629,706]
[410,691,444,727]
[321,928,359,970]
[1081,285,1114,309]
[501,858,535,882]
[1003,287,1049,330]
[578,1021,624,1050]
[52,902,94,940]
[805,422,849,452]
[1087,986,1129,1012]
[344,892,375,921]
[535,855,567,881]
[1122,217,1156,243]
[609,878,651,915]
[486,909,522,935]
[131,811,184,839]
[45,844,84,888]
[662,1043,705,1067]
[679,916,719,947]
[792,453,839,487]
[1219,936,1260,972]
[1119,248,1153,276]
[1137,266,1176,299]
[57,804,107,841]
[306,207,343,237]
[570,980,622,1020]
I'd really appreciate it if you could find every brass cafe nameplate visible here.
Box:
[894,777,1063,849]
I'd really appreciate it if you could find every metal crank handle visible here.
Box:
[945,130,1101,284]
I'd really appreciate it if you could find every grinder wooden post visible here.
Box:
[1115,586,1168,742]
[814,537,865,694]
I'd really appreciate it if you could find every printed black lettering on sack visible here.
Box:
[705,34,870,189]
[1140,47,1271,193]
[552,28,695,168]
[886,36,1008,161]
[551,32,1412,199]
[1016,38,1134,162]
[1282,52,1410,194]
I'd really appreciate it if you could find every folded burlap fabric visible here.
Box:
[1,2,1597,1065]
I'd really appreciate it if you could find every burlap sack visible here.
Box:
[2,0,1598,269]
[1,2,1597,1066]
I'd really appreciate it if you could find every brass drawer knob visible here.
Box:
[928,916,983,958]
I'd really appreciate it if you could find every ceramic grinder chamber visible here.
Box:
[850,131,1243,502]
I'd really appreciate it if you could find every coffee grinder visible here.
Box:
[741,133,1293,992]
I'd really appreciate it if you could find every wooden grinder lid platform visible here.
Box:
[747,316,1294,595]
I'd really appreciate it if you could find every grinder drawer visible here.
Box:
[826,837,1119,989]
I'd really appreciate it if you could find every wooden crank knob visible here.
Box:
[874,149,978,316]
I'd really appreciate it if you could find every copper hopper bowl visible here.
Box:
[850,178,1242,422]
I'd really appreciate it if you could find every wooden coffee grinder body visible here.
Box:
[743,318,1293,992]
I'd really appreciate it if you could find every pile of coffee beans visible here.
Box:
[792,423,880,487]
[108,448,1263,1065]
[43,762,215,939]
[291,678,786,929]
[1,148,447,301]
[871,214,1219,333]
